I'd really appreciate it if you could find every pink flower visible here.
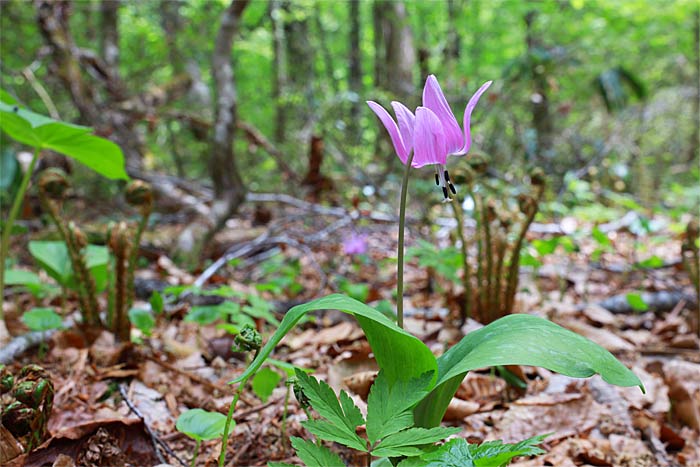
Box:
[343,233,368,255]
[367,75,492,199]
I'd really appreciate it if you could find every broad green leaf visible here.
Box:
[295,369,366,451]
[4,269,41,285]
[252,367,282,402]
[28,241,109,292]
[0,98,128,180]
[232,294,438,388]
[288,437,345,467]
[372,427,460,458]
[175,409,228,442]
[366,370,434,444]
[625,293,649,311]
[22,307,63,332]
[128,308,155,336]
[414,314,643,427]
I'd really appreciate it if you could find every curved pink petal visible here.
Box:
[422,75,463,154]
[367,100,409,164]
[458,80,493,155]
[391,101,415,155]
[413,107,447,168]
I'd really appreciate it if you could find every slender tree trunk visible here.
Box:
[690,7,700,162]
[160,0,184,74]
[210,0,249,215]
[525,10,553,162]
[100,0,120,71]
[348,0,362,141]
[444,0,461,82]
[270,0,288,142]
[372,0,415,100]
[469,0,481,77]
[285,5,316,124]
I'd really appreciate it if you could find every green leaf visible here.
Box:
[372,427,460,458]
[288,437,345,467]
[267,358,312,378]
[28,241,109,291]
[303,419,367,452]
[150,291,164,314]
[232,294,438,388]
[175,409,228,442]
[295,369,366,451]
[366,370,433,444]
[625,293,649,311]
[252,367,282,402]
[184,304,227,324]
[414,314,643,427]
[128,308,155,336]
[409,435,548,467]
[21,307,63,332]
[635,255,664,269]
[4,269,41,285]
[0,99,128,180]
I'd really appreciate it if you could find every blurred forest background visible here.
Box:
[1,0,698,234]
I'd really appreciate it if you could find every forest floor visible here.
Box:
[1,198,699,467]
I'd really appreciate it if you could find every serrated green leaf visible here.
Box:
[252,367,282,402]
[412,435,547,467]
[175,409,228,442]
[295,369,366,451]
[366,370,433,444]
[303,419,367,452]
[372,427,460,457]
[289,437,346,467]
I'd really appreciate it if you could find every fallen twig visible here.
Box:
[119,384,187,467]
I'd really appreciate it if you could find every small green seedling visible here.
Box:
[176,408,229,467]
[128,308,155,337]
[21,307,63,358]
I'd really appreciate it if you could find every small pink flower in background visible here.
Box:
[367,75,492,199]
[343,233,368,255]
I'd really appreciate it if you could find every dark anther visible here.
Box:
[434,173,439,186]
[444,170,451,182]
[442,186,449,199]
[12,106,18,113]
[449,183,457,195]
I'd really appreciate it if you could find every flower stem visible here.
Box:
[191,439,201,467]
[396,153,414,329]
[449,196,471,323]
[0,147,40,318]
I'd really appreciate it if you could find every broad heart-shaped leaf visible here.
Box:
[285,437,345,467]
[232,294,437,387]
[295,369,366,452]
[366,370,434,444]
[28,241,110,292]
[0,99,128,180]
[22,307,63,332]
[372,427,461,458]
[175,409,228,442]
[414,314,643,427]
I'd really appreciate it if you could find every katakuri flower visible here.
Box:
[367,75,492,199]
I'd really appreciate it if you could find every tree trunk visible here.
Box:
[372,0,415,100]
[348,0,362,141]
[210,0,249,215]
[285,5,316,125]
[159,0,185,74]
[690,7,700,162]
[525,10,553,162]
[270,0,288,142]
[100,0,120,70]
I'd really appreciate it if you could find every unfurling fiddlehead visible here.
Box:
[37,169,100,326]
[682,219,700,336]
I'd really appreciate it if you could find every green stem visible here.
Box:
[191,439,201,467]
[0,147,40,318]
[449,196,471,324]
[218,348,258,467]
[396,153,414,329]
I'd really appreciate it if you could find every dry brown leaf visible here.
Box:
[342,370,377,399]
[443,398,480,421]
[663,360,700,430]
[582,304,618,326]
[609,434,657,467]
[455,373,507,403]
[287,321,363,350]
